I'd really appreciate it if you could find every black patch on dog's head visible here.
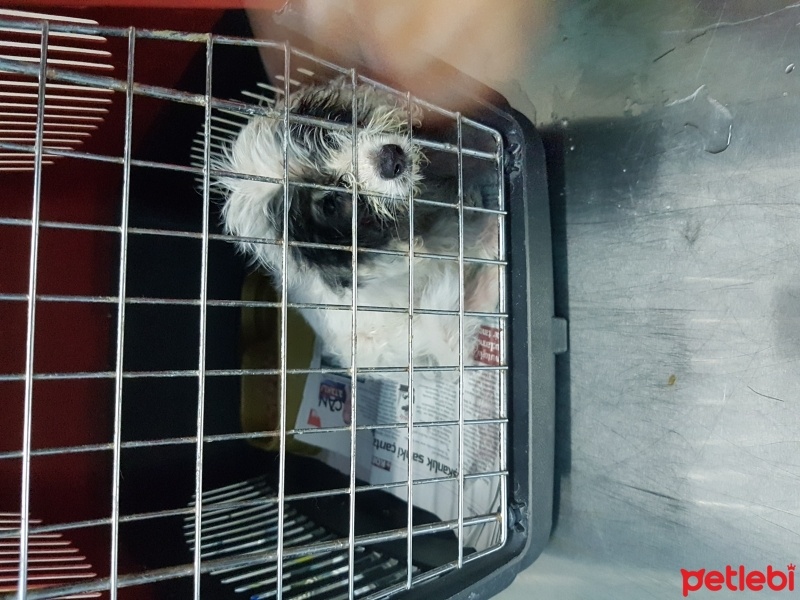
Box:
[269,184,409,289]
[293,92,354,125]
[289,92,353,152]
[288,84,404,152]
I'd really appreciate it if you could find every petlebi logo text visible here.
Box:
[681,564,795,596]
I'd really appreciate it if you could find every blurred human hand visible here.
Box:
[248,0,547,113]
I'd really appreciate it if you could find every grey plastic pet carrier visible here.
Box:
[0,7,561,599]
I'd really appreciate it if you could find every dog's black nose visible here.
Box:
[377,144,407,179]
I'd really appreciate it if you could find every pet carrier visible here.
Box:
[0,6,561,599]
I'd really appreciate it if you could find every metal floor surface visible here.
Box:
[485,1,800,598]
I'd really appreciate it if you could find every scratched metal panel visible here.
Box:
[496,1,800,598]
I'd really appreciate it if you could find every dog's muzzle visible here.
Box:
[377,144,407,179]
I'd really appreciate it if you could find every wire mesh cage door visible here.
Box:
[0,10,556,600]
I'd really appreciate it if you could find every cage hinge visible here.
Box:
[504,142,523,176]
[507,501,528,533]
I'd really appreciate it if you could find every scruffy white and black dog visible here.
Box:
[218,78,499,376]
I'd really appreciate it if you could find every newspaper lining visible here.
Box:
[295,325,504,551]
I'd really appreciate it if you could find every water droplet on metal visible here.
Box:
[786,63,795,74]
[666,85,733,154]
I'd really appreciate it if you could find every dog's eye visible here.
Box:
[322,194,338,217]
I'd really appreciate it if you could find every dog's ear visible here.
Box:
[219,116,285,187]
[221,178,282,237]
[217,117,286,242]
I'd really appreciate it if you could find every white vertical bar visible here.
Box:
[109,27,136,600]
[192,34,214,600]
[274,42,291,600]
[18,21,48,600]
[495,133,508,548]
[405,91,415,590]
[456,112,465,568]
[347,67,360,600]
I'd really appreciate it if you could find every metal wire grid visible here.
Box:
[0,17,509,600]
